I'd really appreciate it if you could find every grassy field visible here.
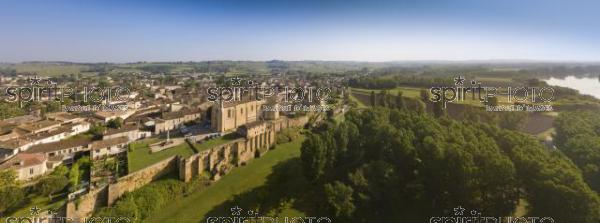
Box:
[146,136,306,223]
[350,86,518,107]
[0,194,66,220]
[351,86,423,98]
[192,133,242,152]
[127,138,196,173]
[1,64,88,77]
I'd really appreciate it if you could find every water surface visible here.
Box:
[544,76,600,99]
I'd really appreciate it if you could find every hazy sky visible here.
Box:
[0,0,599,62]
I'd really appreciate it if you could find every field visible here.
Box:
[0,63,88,77]
[146,135,306,223]
[0,194,66,220]
[127,138,196,173]
[351,86,517,107]
[192,133,242,152]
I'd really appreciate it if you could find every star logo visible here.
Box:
[454,76,465,85]
[230,206,243,216]
[30,206,41,216]
[230,77,242,86]
[29,76,42,85]
[453,206,465,216]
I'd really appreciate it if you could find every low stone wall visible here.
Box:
[67,115,305,220]
[66,186,108,223]
[271,116,309,132]
[180,139,246,182]
[107,156,178,206]
[179,124,278,183]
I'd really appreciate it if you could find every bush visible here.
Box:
[95,179,187,222]
[0,170,24,214]
[37,175,69,196]
[276,128,300,144]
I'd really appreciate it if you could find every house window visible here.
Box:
[228,109,231,118]
[241,108,244,114]
[30,168,33,175]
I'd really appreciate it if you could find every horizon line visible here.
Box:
[3,59,600,65]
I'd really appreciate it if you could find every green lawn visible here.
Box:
[192,133,242,152]
[0,195,66,220]
[127,138,196,173]
[146,136,306,223]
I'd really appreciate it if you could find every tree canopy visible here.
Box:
[300,107,600,222]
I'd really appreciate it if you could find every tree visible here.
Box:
[37,166,69,196]
[486,96,499,106]
[0,170,24,214]
[88,124,106,140]
[498,112,528,130]
[432,101,446,118]
[420,89,430,102]
[301,105,600,221]
[300,133,328,182]
[554,111,600,193]
[369,91,376,106]
[0,102,25,119]
[107,117,123,129]
[69,163,80,187]
[324,181,355,219]
[378,90,388,107]
[395,91,405,110]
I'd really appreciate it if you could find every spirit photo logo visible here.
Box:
[2,76,131,107]
[429,206,555,223]
[205,206,333,223]
[207,77,331,103]
[429,76,555,108]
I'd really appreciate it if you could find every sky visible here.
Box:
[0,0,599,62]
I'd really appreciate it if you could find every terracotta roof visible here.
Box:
[0,121,17,133]
[161,108,201,120]
[27,125,72,141]
[0,138,32,149]
[3,115,41,125]
[26,138,92,153]
[94,110,131,119]
[46,112,81,122]
[91,136,128,150]
[0,153,46,169]
[104,124,139,135]
[17,120,62,132]
[162,111,185,120]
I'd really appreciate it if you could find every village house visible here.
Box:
[16,119,62,134]
[25,138,92,163]
[45,112,85,124]
[103,123,151,142]
[90,136,129,160]
[0,153,48,181]
[0,138,33,160]
[93,110,136,123]
[153,108,202,134]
